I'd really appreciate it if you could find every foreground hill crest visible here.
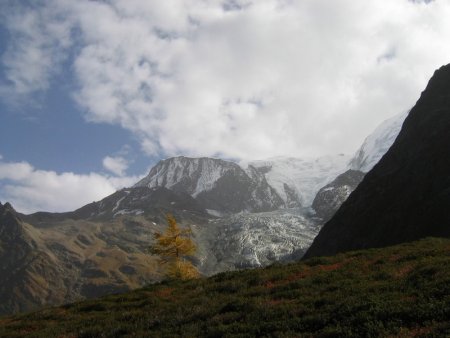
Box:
[2,237,449,337]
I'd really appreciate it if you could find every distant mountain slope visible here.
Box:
[0,185,320,315]
[305,64,450,259]
[134,155,357,212]
[135,157,238,196]
[134,157,284,213]
[2,237,449,337]
[69,186,208,222]
[248,155,350,207]
[0,187,213,316]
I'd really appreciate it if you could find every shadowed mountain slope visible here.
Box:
[0,187,212,316]
[305,64,450,259]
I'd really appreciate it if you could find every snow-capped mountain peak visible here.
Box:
[133,109,409,214]
[134,156,238,197]
[134,156,284,214]
[349,111,408,172]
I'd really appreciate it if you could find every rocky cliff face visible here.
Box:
[312,170,365,222]
[305,64,450,259]
[134,157,284,214]
[135,157,238,196]
[134,155,360,213]
[69,186,208,222]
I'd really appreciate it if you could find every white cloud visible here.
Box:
[0,160,142,214]
[102,156,129,176]
[2,0,450,160]
[0,2,74,101]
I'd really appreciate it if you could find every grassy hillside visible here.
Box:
[1,237,449,337]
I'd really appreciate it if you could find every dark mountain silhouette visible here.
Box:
[305,64,450,259]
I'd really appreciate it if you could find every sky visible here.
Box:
[0,0,449,213]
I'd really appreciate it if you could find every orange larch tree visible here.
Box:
[150,214,199,280]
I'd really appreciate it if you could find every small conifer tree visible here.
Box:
[150,214,199,280]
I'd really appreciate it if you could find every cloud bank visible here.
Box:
[0,159,141,214]
[2,0,450,160]
[1,0,450,212]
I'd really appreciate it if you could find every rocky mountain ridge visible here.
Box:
[311,169,365,222]
[0,196,164,315]
[135,157,284,214]
[132,107,408,215]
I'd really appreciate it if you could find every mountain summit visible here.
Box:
[305,64,450,258]
[134,156,284,214]
[349,111,408,172]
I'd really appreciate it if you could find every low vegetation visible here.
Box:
[1,237,449,337]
